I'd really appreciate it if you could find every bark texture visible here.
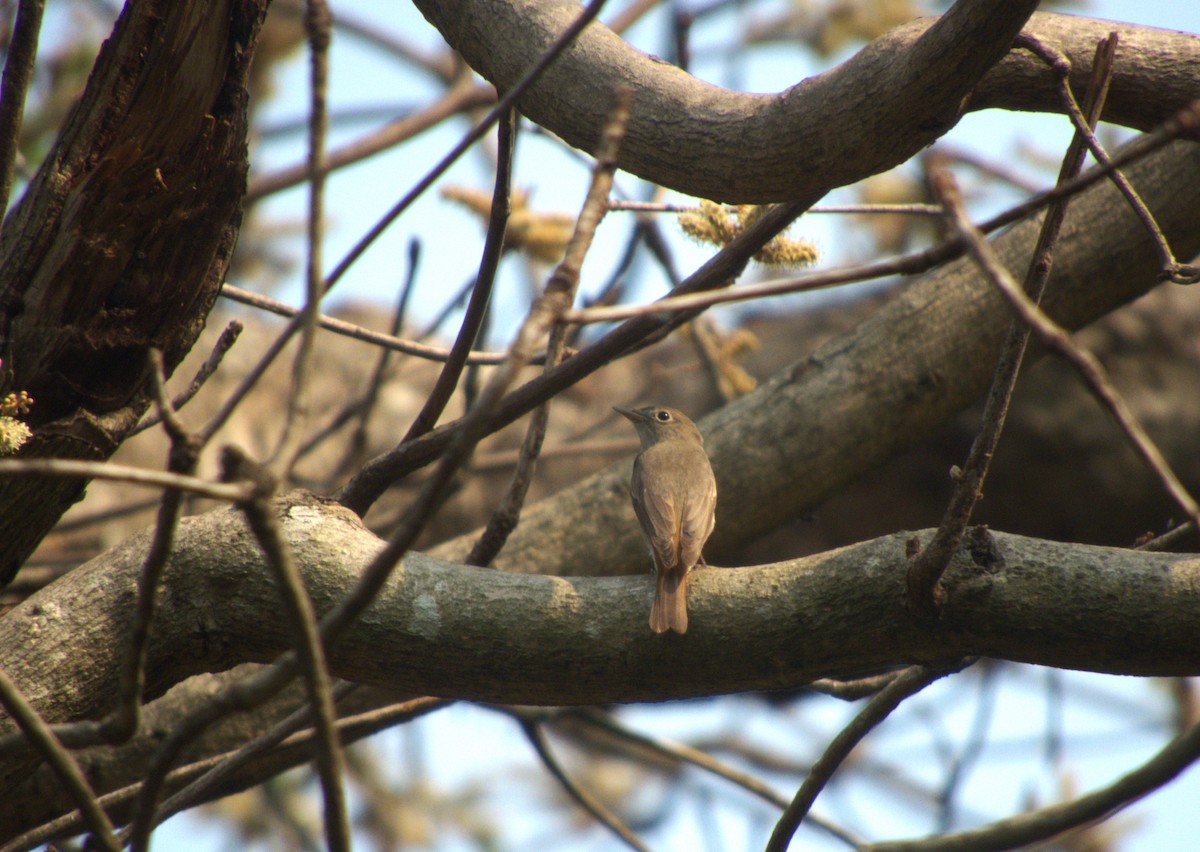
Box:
[434,138,1200,576]
[410,0,1199,201]
[1,491,1197,734]
[0,0,268,584]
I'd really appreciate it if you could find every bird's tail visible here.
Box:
[650,568,688,634]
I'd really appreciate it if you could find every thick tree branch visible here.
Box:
[0,492,1198,740]
[433,138,1200,577]
[0,0,269,584]
[410,0,1196,201]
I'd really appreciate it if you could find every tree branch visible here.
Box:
[432,138,1200,578]
[410,0,1195,201]
[0,0,269,584]
[1,494,1199,736]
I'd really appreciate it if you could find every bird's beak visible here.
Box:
[613,406,642,423]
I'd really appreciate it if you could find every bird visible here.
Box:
[614,405,717,634]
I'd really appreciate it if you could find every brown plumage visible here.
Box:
[615,405,717,634]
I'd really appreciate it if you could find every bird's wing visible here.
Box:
[631,455,680,571]
[677,468,716,569]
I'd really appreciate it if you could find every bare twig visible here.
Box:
[936,666,999,831]
[223,448,349,852]
[866,709,1200,850]
[905,34,1117,619]
[290,239,426,477]
[0,668,119,851]
[219,284,520,364]
[0,0,44,216]
[0,459,251,501]
[205,0,608,446]
[11,695,449,851]
[402,107,516,443]
[130,320,244,437]
[348,239,421,455]
[321,0,609,295]
[156,693,448,831]
[1057,78,1199,282]
[99,350,201,744]
[273,0,456,82]
[935,172,1200,537]
[561,98,1200,326]
[766,662,970,852]
[272,0,333,476]
[560,708,863,847]
[929,143,1043,195]
[467,88,629,566]
[518,716,649,852]
[1137,521,1198,553]
[808,669,912,701]
[244,77,493,203]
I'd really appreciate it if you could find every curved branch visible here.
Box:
[0,493,1198,736]
[410,0,1197,201]
[414,0,1039,202]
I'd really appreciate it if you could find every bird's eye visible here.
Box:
[656,410,671,422]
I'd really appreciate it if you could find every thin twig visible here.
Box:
[11,695,449,851]
[0,668,119,851]
[130,320,244,437]
[560,98,1200,326]
[97,350,200,745]
[348,239,422,457]
[290,240,425,477]
[561,708,863,847]
[0,459,251,501]
[272,0,333,477]
[1054,60,1200,283]
[467,87,629,566]
[808,669,912,701]
[204,0,606,442]
[0,0,44,216]
[244,77,492,203]
[402,107,516,443]
[154,693,448,834]
[865,708,1200,850]
[273,0,456,82]
[320,0,609,295]
[931,143,1044,195]
[125,630,303,846]
[766,662,970,852]
[936,666,999,831]
[518,717,649,852]
[905,34,1117,619]
[198,310,298,444]
[1137,521,1198,552]
[224,448,349,852]
[218,284,521,364]
[936,172,1200,537]
[337,196,821,516]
